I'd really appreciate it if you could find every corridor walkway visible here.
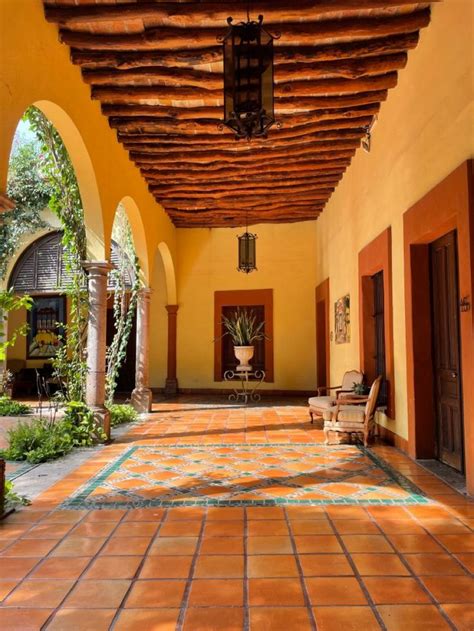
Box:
[1,399,473,630]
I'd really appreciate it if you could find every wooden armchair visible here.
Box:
[308,370,363,423]
[322,376,382,446]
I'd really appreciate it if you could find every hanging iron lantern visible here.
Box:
[238,231,257,273]
[221,14,278,140]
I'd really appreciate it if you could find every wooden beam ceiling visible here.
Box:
[43,1,431,228]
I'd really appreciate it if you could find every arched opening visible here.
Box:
[33,100,105,258]
[106,204,140,398]
[115,196,149,285]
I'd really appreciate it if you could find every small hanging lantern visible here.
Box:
[238,231,257,273]
[221,13,278,140]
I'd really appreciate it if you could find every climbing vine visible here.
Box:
[105,207,140,406]
[25,106,88,402]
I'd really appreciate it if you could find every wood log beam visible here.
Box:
[128,140,360,164]
[140,159,351,179]
[116,122,372,151]
[110,105,379,132]
[82,54,406,87]
[168,209,323,222]
[121,131,363,153]
[161,191,334,210]
[58,11,430,51]
[102,91,387,120]
[45,2,429,28]
[93,73,397,104]
[132,148,356,169]
[150,182,341,198]
[172,216,321,227]
[150,182,338,199]
[110,113,375,137]
[116,117,372,144]
[70,33,419,70]
[142,171,345,187]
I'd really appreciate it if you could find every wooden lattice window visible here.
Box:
[9,231,134,293]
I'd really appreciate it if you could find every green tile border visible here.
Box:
[60,443,430,509]
[5,460,38,481]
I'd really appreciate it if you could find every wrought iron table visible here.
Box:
[223,369,266,404]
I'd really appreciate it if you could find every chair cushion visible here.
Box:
[308,396,336,410]
[322,405,366,423]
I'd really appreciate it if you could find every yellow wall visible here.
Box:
[176,222,318,390]
[314,0,474,439]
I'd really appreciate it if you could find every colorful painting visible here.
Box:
[335,294,350,344]
[27,296,66,359]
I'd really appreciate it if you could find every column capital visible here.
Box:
[138,287,153,300]
[82,260,114,276]
[166,304,179,315]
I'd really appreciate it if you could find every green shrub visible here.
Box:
[0,418,73,463]
[109,404,138,427]
[4,480,31,509]
[62,401,106,446]
[0,396,31,416]
[0,401,106,463]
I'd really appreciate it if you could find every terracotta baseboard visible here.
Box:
[377,423,409,453]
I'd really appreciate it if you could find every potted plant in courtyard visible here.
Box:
[220,308,267,372]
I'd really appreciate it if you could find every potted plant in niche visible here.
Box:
[221,308,267,372]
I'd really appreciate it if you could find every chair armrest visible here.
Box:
[335,389,356,399]
[337,397,369,405]
[317,385,342,395]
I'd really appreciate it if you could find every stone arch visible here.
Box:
[112,196,149,285]
[31,100,105,259]
[157,242,177,305]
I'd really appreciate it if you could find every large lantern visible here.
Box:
[238,231,257,273]
[222,14,278,140]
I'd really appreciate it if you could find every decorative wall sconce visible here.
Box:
[362,115,378,153]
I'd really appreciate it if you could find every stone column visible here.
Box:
[165,304,179,395]
[83,261,113,439]
[131,288,153,413]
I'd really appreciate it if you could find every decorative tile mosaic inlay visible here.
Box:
[62,444,428,508]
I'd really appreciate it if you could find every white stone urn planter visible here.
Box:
[234,345,254,372]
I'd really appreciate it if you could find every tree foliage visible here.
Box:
[1,140,51,279]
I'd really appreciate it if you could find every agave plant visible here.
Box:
[221,308,266,346]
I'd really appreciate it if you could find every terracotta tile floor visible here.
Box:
[1,398,473,630]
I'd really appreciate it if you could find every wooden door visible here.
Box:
[430,231,464,472]
[316,299,328,387]
[372,271,387,406]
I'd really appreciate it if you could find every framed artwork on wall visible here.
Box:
[27,295,66,359]
[335,294,351,344]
